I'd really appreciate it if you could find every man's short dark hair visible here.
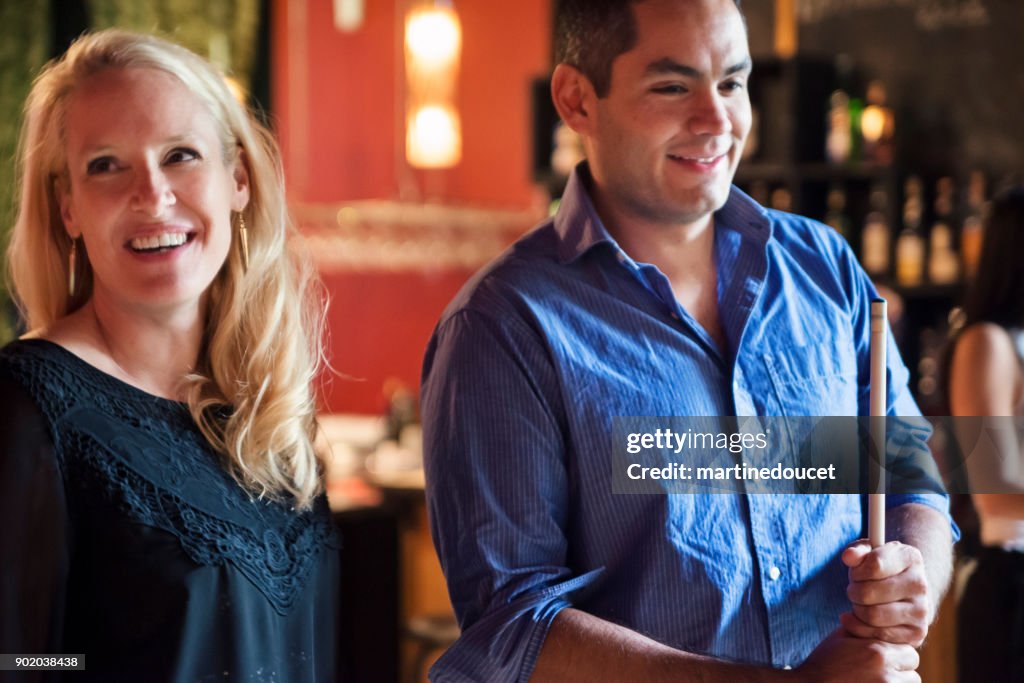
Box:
[553,0,742,99]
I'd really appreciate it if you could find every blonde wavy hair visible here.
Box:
[6,29,326,510]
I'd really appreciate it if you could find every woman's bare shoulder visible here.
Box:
[951,322,1023,415]
[955,322,1017,364]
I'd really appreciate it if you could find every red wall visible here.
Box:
[272,0,399,202]
[316,269,476,415]
[272,0,551,413]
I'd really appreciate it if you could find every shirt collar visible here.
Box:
[552,162,774,265]
[715,183,774,245]
[553,163,618,264]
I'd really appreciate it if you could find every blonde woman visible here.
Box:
[0,30,337,681]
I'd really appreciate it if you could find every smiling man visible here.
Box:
[420,1,955,681]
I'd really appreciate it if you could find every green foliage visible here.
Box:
[0,0,50,343]
[87,0,259,86]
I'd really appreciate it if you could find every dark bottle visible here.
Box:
[824,183,851,240]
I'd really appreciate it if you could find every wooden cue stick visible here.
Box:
[869,299,887,548]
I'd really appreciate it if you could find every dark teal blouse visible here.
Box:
[0,339,339,682]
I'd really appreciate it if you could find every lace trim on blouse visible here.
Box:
[1,339,338,616]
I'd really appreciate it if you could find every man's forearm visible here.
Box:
[530,608,788,683]
[888,502,954,617]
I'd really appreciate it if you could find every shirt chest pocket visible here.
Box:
[762,333,859,416]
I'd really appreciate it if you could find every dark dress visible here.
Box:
[0,339,339,682]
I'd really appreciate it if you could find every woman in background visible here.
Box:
[947,186,1024,682]
[0,30,337,682]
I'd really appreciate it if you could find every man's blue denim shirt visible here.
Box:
[421,164,955,682]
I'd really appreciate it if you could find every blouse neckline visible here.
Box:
[17,337,190,409]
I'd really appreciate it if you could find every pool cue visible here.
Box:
[868,299,887,548]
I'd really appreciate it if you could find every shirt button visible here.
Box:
[616,253,626,263]
[769,566,781,581]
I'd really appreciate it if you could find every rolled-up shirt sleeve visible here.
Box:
[421,307,602,682]
[0,371,70,682]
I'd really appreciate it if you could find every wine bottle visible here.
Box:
[896,176,925,286]
[928,177,959,284]
[960,170,986,279]
[862,185,891,277]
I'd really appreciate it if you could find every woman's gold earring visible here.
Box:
[238,214,250,272]
[68,238,77,298]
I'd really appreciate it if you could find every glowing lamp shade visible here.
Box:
[406,7,461,71]
[404,4,462,169]
[407,105,462,168]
